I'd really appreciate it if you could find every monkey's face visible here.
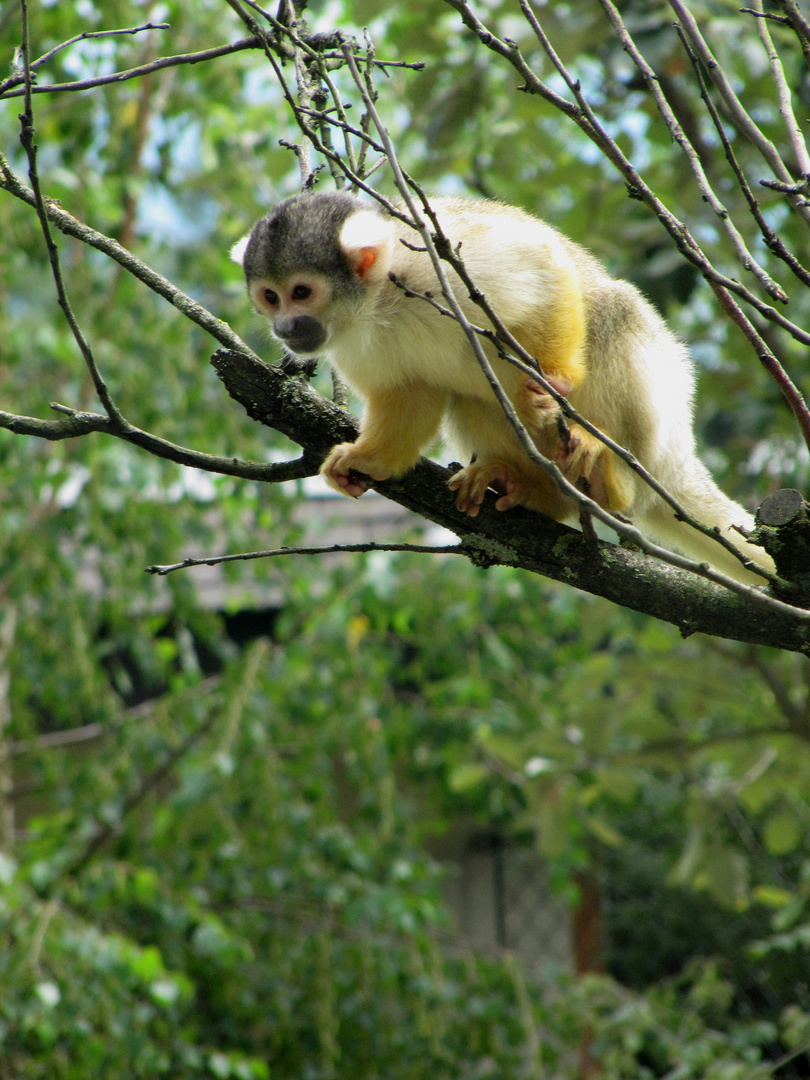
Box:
[247,272,336,357]
[234,195,397,360]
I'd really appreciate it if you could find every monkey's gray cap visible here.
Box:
[243,191,379,287]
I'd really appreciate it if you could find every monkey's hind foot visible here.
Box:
[556,425,633,513]
[449,459,562,518]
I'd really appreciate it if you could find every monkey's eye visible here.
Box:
[264,288,279,305]
[291,284,312,301]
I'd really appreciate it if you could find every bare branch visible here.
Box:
[669,0,810,224]
[0,38,259,99]
[0,404,320,482]
[447,0,810,350]
[146,541,464,576]
[675,22,810,290]
[773,0,810,71]
[598,0,787,303]
[750,0,810,180]
[710,287,810,452]
[29,21,170,72]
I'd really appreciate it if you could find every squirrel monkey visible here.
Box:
[233,191,773,585]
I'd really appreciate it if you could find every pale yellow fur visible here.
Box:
[248,196,773,585]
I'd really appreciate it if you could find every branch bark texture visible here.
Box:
[212,348,810,655]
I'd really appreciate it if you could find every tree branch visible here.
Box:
[774,0,810,70]
[0,403,320,482]
[0,38,260,98]
[675,22,810,290]
[212,346,810,654]
[669,0,810,224]
[145,541,464,576]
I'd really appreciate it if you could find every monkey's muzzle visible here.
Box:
[273,315,327,355]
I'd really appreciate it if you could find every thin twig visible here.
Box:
[710,286,810,453]
[29,21,170,73]
[0,404,321,481]
[675,22,810,289]
[447,0,810,350]
[356,29,381,179]
[0,38,259,98]
[286,0,317,184]
[295,104,386,155]
[739,8,791,25]
[750,0,810,180]
[0,155,252,353]
[222,2,425,219]
[146,541,464,576]
[599,0,786,303]
[774,0,810,71]
[669,0,810,224]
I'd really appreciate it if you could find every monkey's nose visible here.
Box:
[273,315,326,354]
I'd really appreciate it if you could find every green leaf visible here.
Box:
[447,763,489,792]
[752,885,795,909]
[763,807,802,856]
[583,813,624,848]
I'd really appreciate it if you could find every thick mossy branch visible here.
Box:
[757,490,810,602]
[212,347,810,655]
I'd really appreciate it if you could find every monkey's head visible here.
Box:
[232,192,395,357]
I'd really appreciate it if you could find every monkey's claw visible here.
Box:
[556,424,596,481]
[320,442,394,498]
[449,461,527,516]
[517,373,574,429]
[556,425,612,507]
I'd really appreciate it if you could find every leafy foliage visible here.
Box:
[2,0,810,1076]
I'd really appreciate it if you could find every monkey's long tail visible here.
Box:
[636,457,774,586]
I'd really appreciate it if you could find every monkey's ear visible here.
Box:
[230,234,250,265]
[339,210,394,284]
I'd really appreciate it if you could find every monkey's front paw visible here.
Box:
[449,461,527,517]
[320,443,394,498]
